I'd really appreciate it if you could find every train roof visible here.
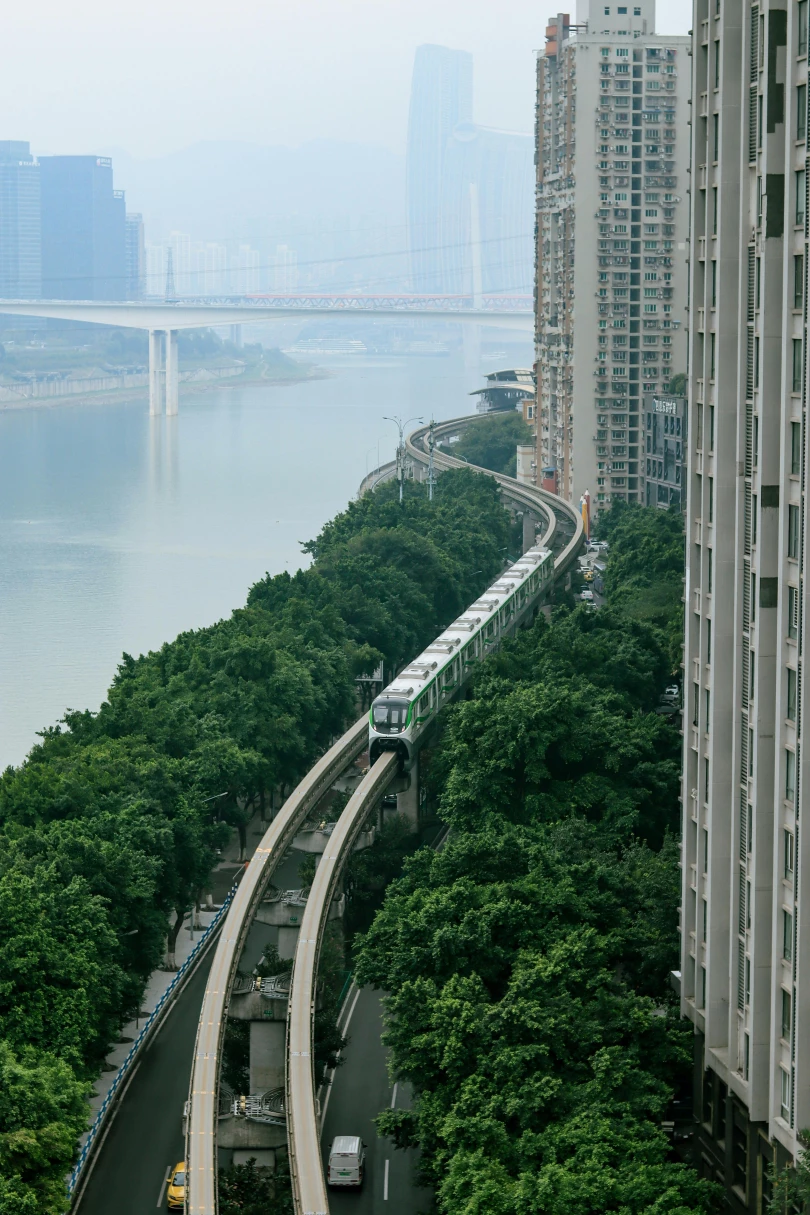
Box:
[376,545,552,703]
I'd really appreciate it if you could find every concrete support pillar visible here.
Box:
[523,512,536,553]
[230,323,243,348]
[249,1020,286,1092]
[396,754,420,827]
[165,329,179,416]
[148,330,163,416]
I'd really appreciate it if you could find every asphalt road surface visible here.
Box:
[77,951,212,1215]
[321,987,429,1215]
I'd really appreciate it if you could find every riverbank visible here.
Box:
[0,364,329,411]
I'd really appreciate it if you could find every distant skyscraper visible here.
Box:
[39,156,126,299]
[440,122,534,298]
[407,44,473,294]
[0,141,41,299]
[125,212,145,299]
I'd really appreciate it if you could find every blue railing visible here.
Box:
[68,880,239,1199]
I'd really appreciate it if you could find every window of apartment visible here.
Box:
[712,186,718,234]
[794,254,804,309]
[753,495,758,545]
[798,84,807,141]
[793,338,803,392]
[707,618,712,665]
[709,404,715,450]
[754,415,760,465]
[711,261,717,307]
[797,169,806,226]
[750,649,756,700]
[789,584,799,638]
[781,988,792,1041]
[707,547,713,593]
[784,908,794,961]
[786,749,797,802]
[702,828,708,873]
[800,0,809,57]
[705,687,711,723]
[712,112,719,160]
[713,40,720,88]
[787,666,797,720]
[785,829,795,880]
[792,421,802,474]
[701,898,708,942]
[710,332,716,380]
[781,1068,791,1122]
[708,477,714,522]
[693,681,699,727]
[704,755,710,802]
[789,503,800,558]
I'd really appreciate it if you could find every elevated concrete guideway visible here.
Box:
[0,296,532,417]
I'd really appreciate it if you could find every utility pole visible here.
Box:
[427,419,436,501]
[383,414,423,504]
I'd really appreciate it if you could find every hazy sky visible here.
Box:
[6,0,692,160]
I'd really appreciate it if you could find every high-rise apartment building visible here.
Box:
[681,1,810,1207]
[125,212,145,299]
[533,2,689,506]
[406,43,473,293]
[0,141,41,299]
[39,156,126,299]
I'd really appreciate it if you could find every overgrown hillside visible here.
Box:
[0,467,514,1213]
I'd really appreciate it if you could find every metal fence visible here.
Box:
[68,880,240,1203]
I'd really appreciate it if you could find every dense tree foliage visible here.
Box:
[594,499,685,670]
[356,509,711,1214]
[441,410,534,477]
[0,468,514,1210]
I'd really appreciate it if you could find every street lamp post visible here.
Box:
[382,414,423,504]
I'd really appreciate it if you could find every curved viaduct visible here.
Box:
[184,419,583,1214]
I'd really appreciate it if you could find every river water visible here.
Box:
[0,354,492,769]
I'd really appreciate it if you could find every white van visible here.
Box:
[327,1135,366,1188]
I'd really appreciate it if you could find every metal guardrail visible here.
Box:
[69,882,239,1208]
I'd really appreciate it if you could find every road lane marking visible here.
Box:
[343,987,361,1033]
[390,1082,398,1108]
[157,1165,171,1206]
[384,1158,390,1200]
[319,987,363,1126]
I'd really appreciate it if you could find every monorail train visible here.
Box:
[369,544,554,769]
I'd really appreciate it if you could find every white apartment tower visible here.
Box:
[681,0,810,1208]
[534,2,689,507]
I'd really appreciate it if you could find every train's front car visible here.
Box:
[369,693,414,768]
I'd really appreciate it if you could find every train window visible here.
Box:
[417,696,428,717]
[372,701,408,728]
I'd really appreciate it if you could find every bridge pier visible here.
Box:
[165,330,179,416]
[396,754,420,826]
[148,329,179,416]
[148,330,163,416]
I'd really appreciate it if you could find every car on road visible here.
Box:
[579,589,595,602]
[583,569,595,583]
[327,1135,366,1188]
[663,684,680,700]
[166,1162,185,1210]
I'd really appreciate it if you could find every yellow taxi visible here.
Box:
[167,1162,186,1210]
[583,568,595,583]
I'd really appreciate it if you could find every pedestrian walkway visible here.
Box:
[85,810,264,1123]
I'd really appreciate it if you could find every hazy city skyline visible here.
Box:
[5,0,690,161]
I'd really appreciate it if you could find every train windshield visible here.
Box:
[372,700,409,727]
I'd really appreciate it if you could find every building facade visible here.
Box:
[39,155,126,299]
[125,212,145,299]
[645,392,686,507]
[681,0,810,1209]
[0,141,41,300]
[534,2,689,506]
